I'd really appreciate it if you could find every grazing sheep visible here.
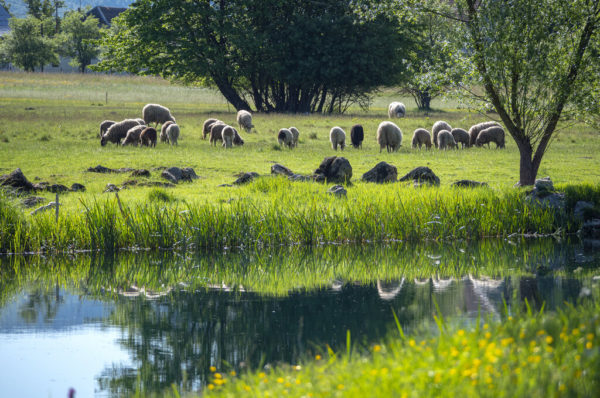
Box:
[122,124,146,146]
[350,124,364,149]
[210,122,227,146]
[142,103,176,126]
[237,110,254,133]
[233,129,244,146]
[289,127,300,148]
[140,127,157,147]
[99,120,116,138]
[100,119,141,146]
[222,125,239,148]
[278,128,294,149]
[202,118,219,140]
[377,121,403,153]
[476,126,505,148]
[437,130,457,150]
[432,121,452,148]
[388,102,406,118]
[451,128,470,149]
[166,123,180,146]
[134,118,146,126]
[329,127,346,151]
[411,128,432,149]
[160,120,174,143]
[468,121,501,147]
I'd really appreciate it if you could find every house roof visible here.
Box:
[86,6,127,27]
[0,5,10,37]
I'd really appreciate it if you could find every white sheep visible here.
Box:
[451,128,470,148]
[142,104,176,126]
[388,102,406,118]
[278,128,294,149]
[202,118,220,140]
[411,128,432,149]
[99,120,116,138]
[160,120,174,143]
[377,121,402,152]
[222,125,239,148]
[122,124,146,146]
[166,123,180,146]
[476,126,505,148]
[289,127,300,148]
[432,121,452,148]
[437,130,457,150]
[236,110,254,133]
[468,121,501,147]
[134,118,146,126]
[329,127,346,151]
[100,119,141,146]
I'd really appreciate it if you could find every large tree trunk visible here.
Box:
[212,76,252,111]
[515,139,537,186]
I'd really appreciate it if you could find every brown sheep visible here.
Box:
[210,122,227,146]
[451,128,470,149]
[160,120,175,143]
[202,118,220,140]
[140,127,157,147]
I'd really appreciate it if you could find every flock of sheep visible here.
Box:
[98,102,506,153]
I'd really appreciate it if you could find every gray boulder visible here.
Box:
[46,184,69,193]
[0,168,35,192]
[527,176,565,210]
[271,164,294,176]
[399,167,440,186]
[161,167,199,183]
[104,184,120,193]
[21,196,46,208]
[314,156,352,184]
[362,162,397,183]
[233,172,259,185]
[327,185,347,197]
[452,180,488,188]
[70,183,86,192]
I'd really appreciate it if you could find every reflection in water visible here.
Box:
[0,239,598,397]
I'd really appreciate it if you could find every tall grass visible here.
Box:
[0,182,572,254]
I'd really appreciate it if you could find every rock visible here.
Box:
[288,174,313,182]
[21,196,46,208]
[327,185,347,197]
[46,184,69,193]
[122,180,138,187]
[452,180,488,188]
[580,219,600,240]
[30,202,57,215]
[0,168,35,192]
[104,184,120,193]
[271,163,294,176]
[534,176,554,193]
[138,181,176,188]
[574,201,596,222]
[87,165,114,173]
[314,156,352,184]
[233,172,259,185]
[217,184,234,188]
[32,182,49,190]
[116,168,135,173]
[70,183,86,192]
[362,162,397,183]
[399,167,440,186]
[131,169,150,177]
[162,167,199,183]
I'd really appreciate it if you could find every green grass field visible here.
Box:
[0,71,599,253]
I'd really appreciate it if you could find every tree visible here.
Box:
[0,17,59,72]
[59,10,102,73]
[94,0,412,113]
[443,0,600,185]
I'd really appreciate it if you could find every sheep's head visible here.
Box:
[100,136,107,146]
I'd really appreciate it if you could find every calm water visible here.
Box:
[0,240,599,397]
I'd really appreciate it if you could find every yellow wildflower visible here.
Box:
[337,384,344,390]
[587,333,594,341]
[230,371,236,377]
[209,366,216,372]
[277,377,284,384]
[315,354,322,361]
[207,384,214,390]
[214,373,222,379]
[457,329,465,337]
[374,345,382,352]
[586,342,593,349]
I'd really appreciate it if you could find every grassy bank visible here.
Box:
[199,299,600,397]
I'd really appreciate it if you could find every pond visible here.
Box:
[0,239,598,397]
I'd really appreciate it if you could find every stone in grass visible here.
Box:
[131,169,151,178]
[46,184,69,193]
[162,167,199,183]
[399,166,440,186]
[0,168,35,192]
[21,196,46,208]
[327,185,347,197]
[527,176,565,210]
[70,183,86,192]
[271,163,294,176]
[314,156,352,184]
[362,161,397,183]
[233,172,259,185]
[87,165,114,173]
[30,202,57,215]
[451,180,488,188]
[104,184,120,193]
[138,181,176,188]
[288,174,313,182]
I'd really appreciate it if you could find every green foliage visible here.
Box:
[94,0,412,113]
[445,0,600,185]
[148,188,176,203]
[0,17,59,71]
[59,10,102,73]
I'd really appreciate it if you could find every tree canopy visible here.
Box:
[94,0,414,113]
[0,17,58,71]
[59,10,102,73]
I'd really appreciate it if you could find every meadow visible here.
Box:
[0,72,599,253]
